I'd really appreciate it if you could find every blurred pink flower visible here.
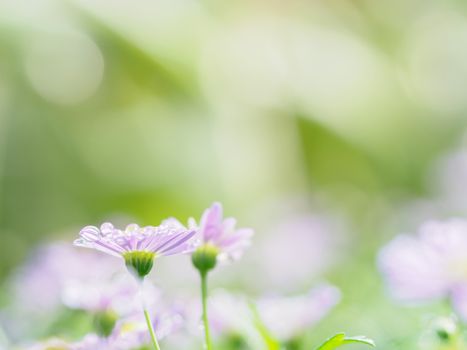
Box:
[207,292,252,337]
[25,338,70,350]
[256,284,341,341]
[185,286,340,346]
[379,218,467,319]
[27,305,184,350]
[70,305,184,350]
[10,242,119,314]
[255,213,345,290]
[184,291,263,348]
[191,202,253,262]
[184,291,248,337]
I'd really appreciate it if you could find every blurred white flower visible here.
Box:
[256,284,341,341]
[62,274,161,318]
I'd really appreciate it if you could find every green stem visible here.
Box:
[201,271,213,350]
[144,308,161,350]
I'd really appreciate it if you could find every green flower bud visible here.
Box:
[192,244,218,274]
[124,251,155,279]
[94,309,118,337]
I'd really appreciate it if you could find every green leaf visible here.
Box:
[247,301,281,350]
[316,333,375,350]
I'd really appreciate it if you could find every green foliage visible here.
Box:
[217,333,250,350]
[316,333,375,350]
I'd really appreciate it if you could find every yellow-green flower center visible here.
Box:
[123,251,155,278]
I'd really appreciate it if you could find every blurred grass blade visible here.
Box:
[248,301,281,350]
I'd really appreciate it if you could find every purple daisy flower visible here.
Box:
[74,220,196,278]
[379,218,467,320]
[189,203,254,350]
[191,202,253,263]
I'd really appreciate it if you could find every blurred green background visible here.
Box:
[1,0,467,348]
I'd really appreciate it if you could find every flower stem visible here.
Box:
[144,308,161,350]
[200,271,213,350]
[135,276,161,350]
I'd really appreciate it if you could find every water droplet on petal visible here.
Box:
[125,223,140,235]
[100,222,114,236]
[80,226,100,241]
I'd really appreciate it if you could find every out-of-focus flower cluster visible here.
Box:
[0,202,343,350]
